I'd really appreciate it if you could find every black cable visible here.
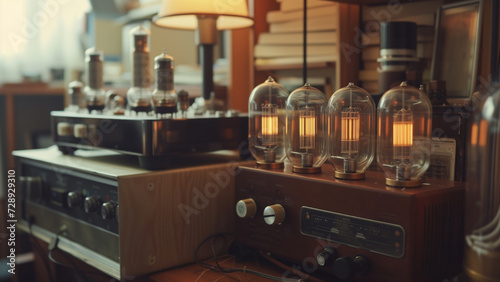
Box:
[194,233,305,282]
[47,233,112,281]
[209,234,227,272]
[48,230,89,282]
[48,249,88,282]
[28,218,55,282]
[194,233,232,272]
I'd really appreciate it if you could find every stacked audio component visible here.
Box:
[51,110,247,169]
[16,147,249,280]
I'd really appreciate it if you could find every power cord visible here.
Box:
[47,226,111,281]
[258,251,326,282]
[28,216,55,282]
[194,233,307,282]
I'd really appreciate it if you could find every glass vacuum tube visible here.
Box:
[84,48,105,113]
[127,25,152,114]
[248,77,289,169]
[105,90,126,115]
[328,83,375,179]
[464,84,500,281]
[285,83,328,173]
[67,80,85,112]
[177,89,190,117]
[377,82,432,187]
[152,49,177,117]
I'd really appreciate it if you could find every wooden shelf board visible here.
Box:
[255,61,335,71]
[322,0,433,5]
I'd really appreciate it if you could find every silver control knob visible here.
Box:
[57,122,73,136]
[73,124,88,138]
[101,202,117,220]
[263,204,286,225]
[316,247,338,267]
[67,191,83,208]
[84,196,101,214]
[236,198,257,218]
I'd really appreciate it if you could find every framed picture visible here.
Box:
[430,0,483,104]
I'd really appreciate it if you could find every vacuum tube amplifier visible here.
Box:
[248,77,289,169]
[84,48,106,112]
[464,84,500,281]
[152,49,177,117]
[377,82,432,188]
[285,83,328,174]
[127,25,152,113]
[235,165,464,282]
[328,83,376,180]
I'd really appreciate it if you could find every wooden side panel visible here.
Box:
[118,162,239,277]
[228,0,280,112]
[339,3,361,88]
[228,28,253,113]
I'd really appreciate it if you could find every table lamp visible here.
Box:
[153,0,254,102]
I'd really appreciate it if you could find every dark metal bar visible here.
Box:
[303,0,307,85]
[200,44,214,100]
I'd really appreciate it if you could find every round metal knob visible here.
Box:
[101,202,117,220]
[263,204,286,225]
[316,247,338,267]
[67,191,83,208]
[84,196,101,214]
[57,122,73,136]
[236,198,257,218]
[73,124,88,138]
[333,255,370,281]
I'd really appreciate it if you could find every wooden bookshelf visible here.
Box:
[0,83,65,170]
[323,0,434,4]
[228,0,360,112]
[255,61,334,71]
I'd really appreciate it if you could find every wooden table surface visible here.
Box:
[145,255,293,282]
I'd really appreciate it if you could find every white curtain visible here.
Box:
[0,0,90,85]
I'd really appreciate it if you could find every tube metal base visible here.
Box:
[464,247,500,282]
[292,166,321,174]
[386,178,421,188]
[335,171,365,180]
[256,161,284,169]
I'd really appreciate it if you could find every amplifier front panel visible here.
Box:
[235,166,464,282]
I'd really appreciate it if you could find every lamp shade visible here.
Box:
[153,0,254,30]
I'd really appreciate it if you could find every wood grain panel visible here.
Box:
[118,162,242,277]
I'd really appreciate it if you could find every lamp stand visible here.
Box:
[199,44,214,100]
[196,16,218,101]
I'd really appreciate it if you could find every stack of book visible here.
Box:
[253,0,340,90]
[358,1,442,94]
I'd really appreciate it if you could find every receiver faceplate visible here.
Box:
[300,206,405,258]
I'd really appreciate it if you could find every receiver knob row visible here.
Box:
[66,192,118,221]
[236,198,285,225]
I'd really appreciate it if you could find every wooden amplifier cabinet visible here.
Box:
[16,147,250,280]
[235,165,465,282]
